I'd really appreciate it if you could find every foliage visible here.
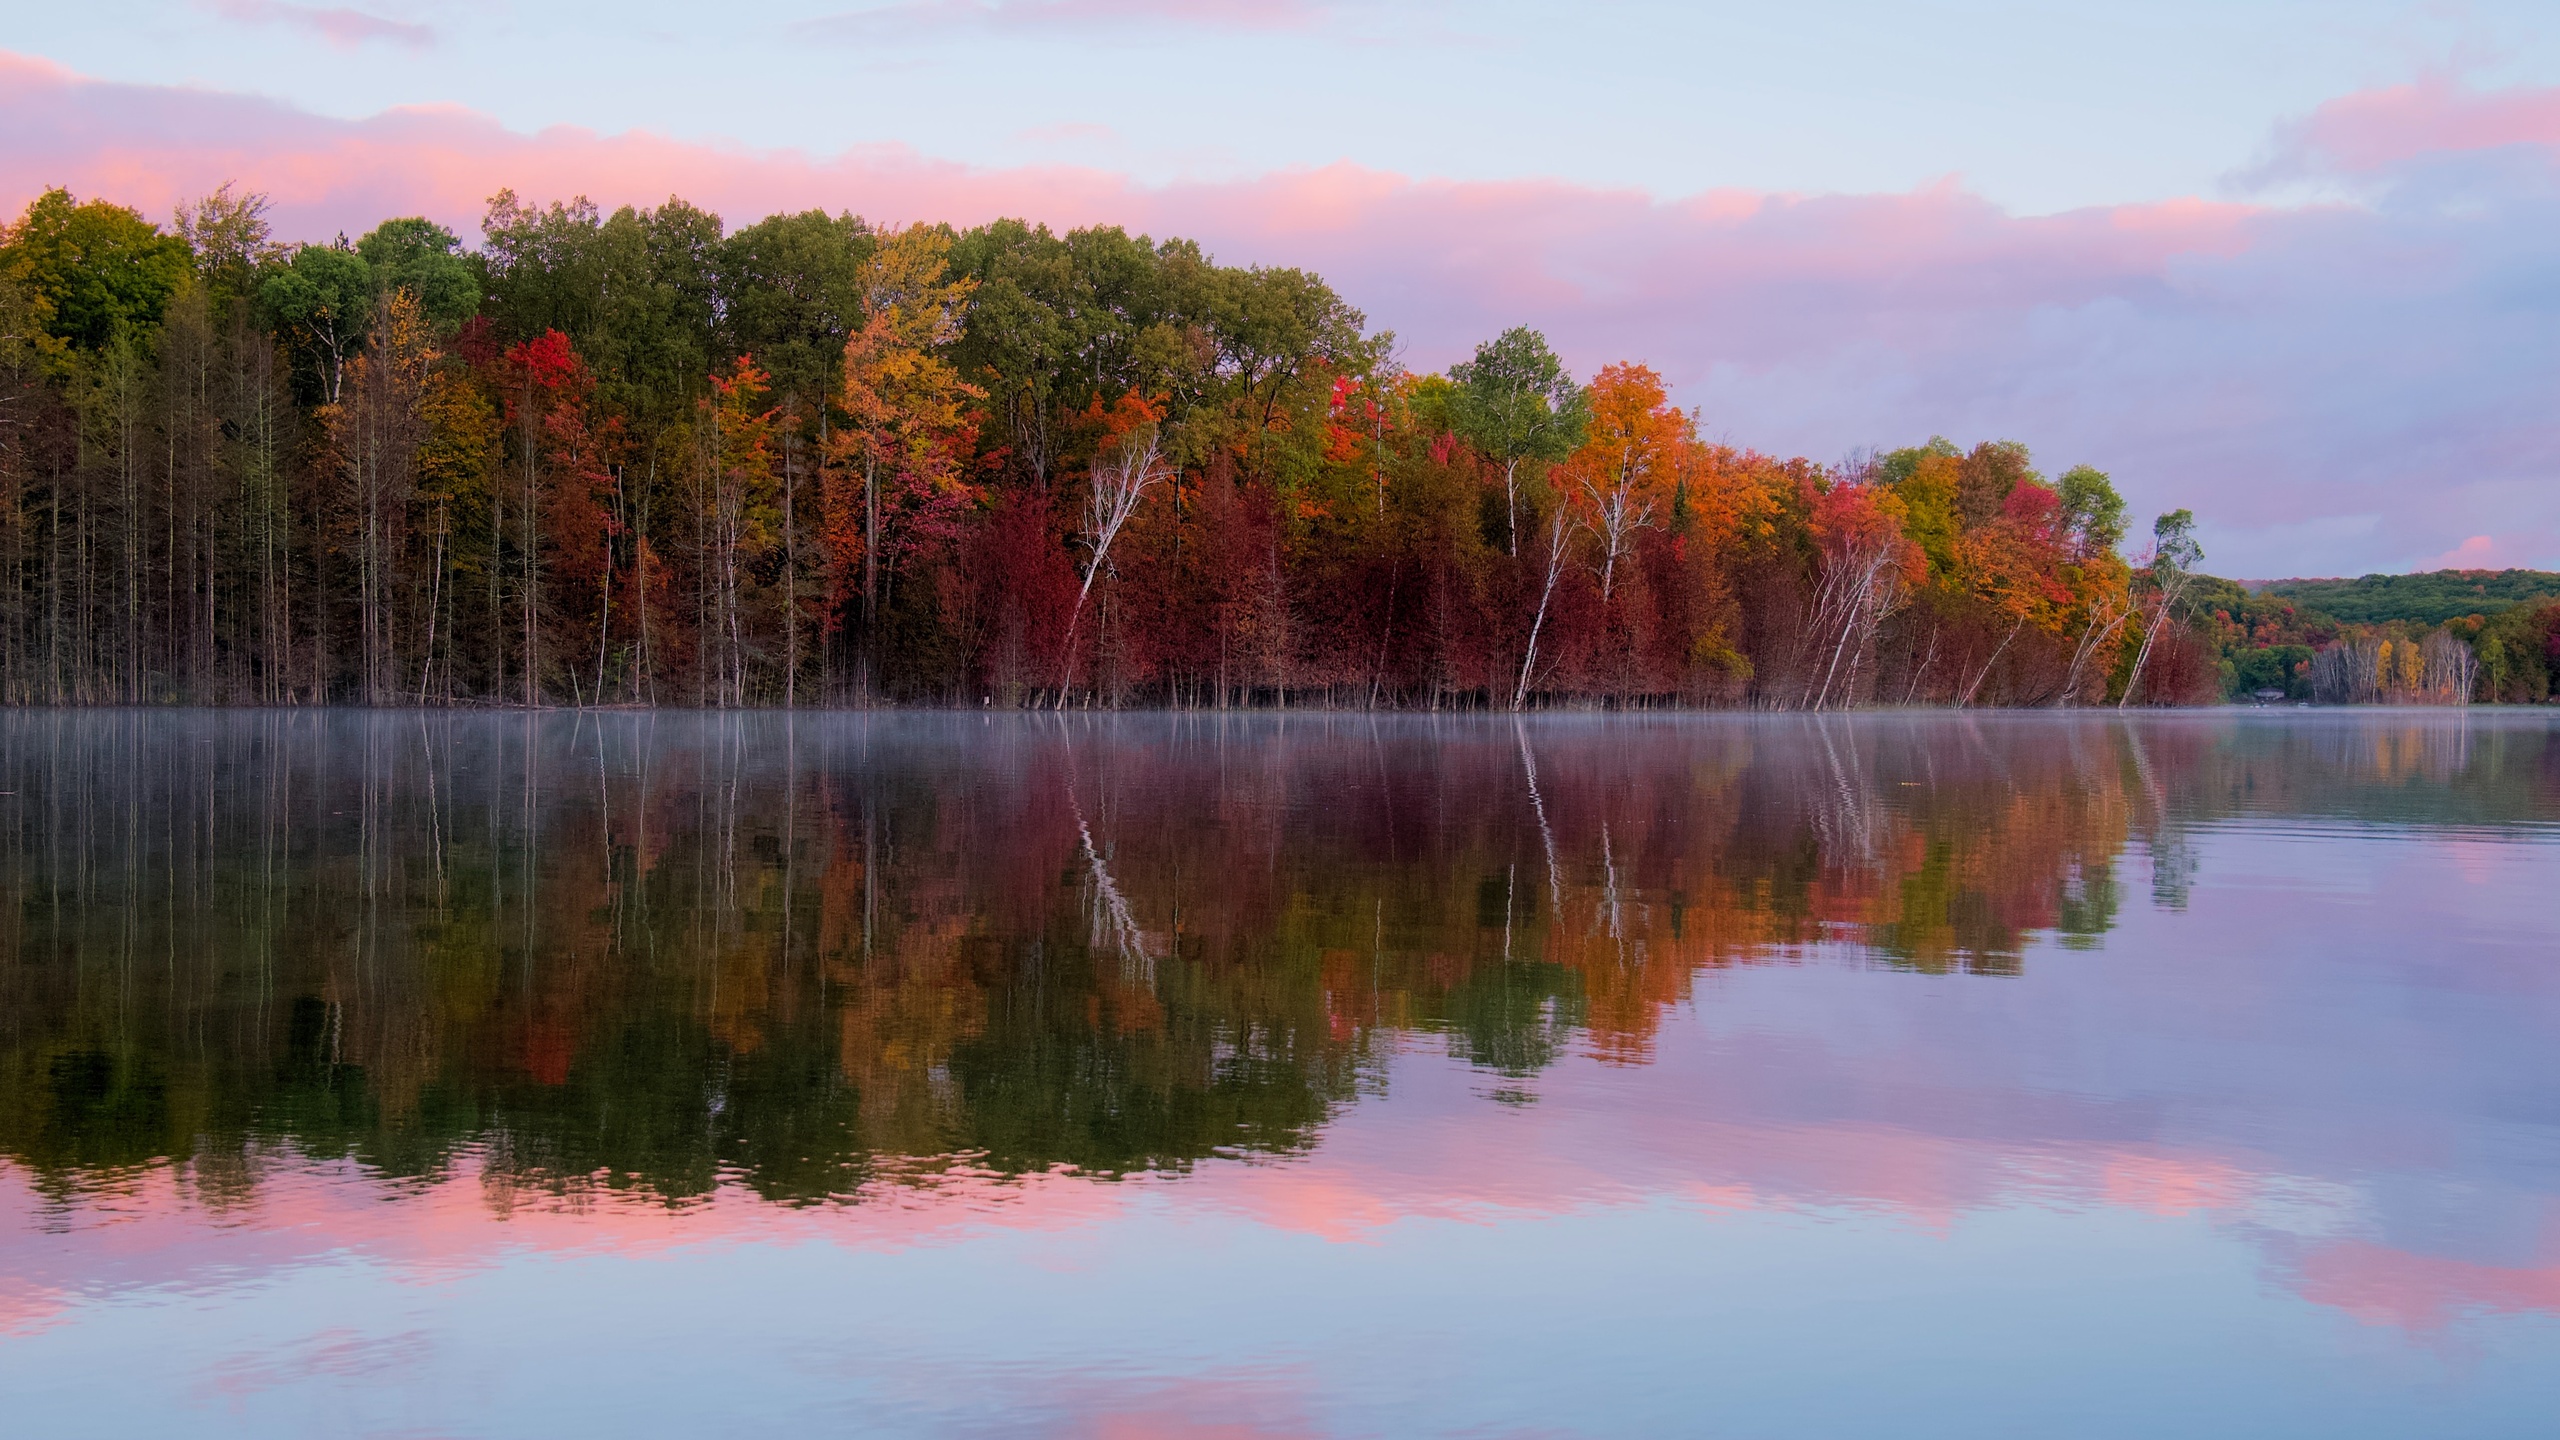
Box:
[2259,568,2560,627]
[262,239,374,401]
[354,217,482,332]
[0,189,192,350]
[0,712,2262,1197]
[1450,326,1586,554]
[2468,598,2560,702]
[0,181,2217,710]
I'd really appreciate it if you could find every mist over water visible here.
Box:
[2,711,2556,1437]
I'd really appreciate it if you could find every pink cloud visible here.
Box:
[0,49,2254,370]
[2420,534,2506,570]
[0,50,2554,576]
[795,0,1326,42]
[201,0,435,50]
[2255,74,2560,181]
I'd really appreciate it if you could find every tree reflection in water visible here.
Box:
[0,710,2547,1206]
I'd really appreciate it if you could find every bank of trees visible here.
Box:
[2266,569,2560,627]
[2192,572,2560,705]
[0,184,2202,708]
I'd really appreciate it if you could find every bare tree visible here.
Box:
[2056,593,2132,708]
[327,289,432,706]
[1513,505,1582,710]
[2119,509,2202,709]
[1578,438,1658,605]
[1796,518,1910,711]
[2420,630,2479,703]
[1058,427,1167,703]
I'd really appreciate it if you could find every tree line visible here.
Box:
[2262,569,2560,628]
[2190,571,2558,704]
[0,183,2217,709]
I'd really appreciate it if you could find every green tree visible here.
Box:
[261,238,372,402]
[2264,569,2560,627]
[946,221,1195,484]
[355,217,482,332]
[1449,326,1587,554]
[586,198,725,428]
[478,190,605,344]
[947,218,1096,487]
[2056,464,2128,554]
[483,193,725,431]
[1,189,192,351]
[174,183,284,313]
[719,208,873,411]
[1200,262,1368,483]
[2468,598,2559,701]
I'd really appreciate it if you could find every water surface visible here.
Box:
[2,711,2555,1437]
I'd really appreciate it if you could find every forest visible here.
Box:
[0,182,2230,709]
[2185,570,2560,704]
[2261,568,2560,627]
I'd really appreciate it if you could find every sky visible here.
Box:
[5,1,2560,576]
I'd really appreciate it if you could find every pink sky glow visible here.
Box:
[3,51,2556,576]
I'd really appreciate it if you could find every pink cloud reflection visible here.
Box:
[2292,1230,2560,1332]
[3,1062,2550,1340]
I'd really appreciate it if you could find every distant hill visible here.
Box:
[2255,569,2560,627]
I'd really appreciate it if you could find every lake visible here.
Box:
[1,710,2555,1437]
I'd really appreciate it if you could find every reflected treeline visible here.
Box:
[0,711,2549,1204]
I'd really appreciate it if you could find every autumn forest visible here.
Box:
[0,183,2220,710]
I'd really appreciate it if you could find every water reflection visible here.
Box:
[3,710,2550,1209]
[7,712,2560,1435]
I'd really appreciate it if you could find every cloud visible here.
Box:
[0,50,2554,576]
[795,0,1326,43]
[2418,535,2514,571]
[201,0,435,50]
[2249,73,2560,184]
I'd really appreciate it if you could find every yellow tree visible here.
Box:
[413,364,498,702]
[324,287,435,706]
[1559,363,1688,605]
[702,357,778,707]
[830,225,982,693]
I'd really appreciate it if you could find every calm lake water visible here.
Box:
[1,710,2555,1437]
